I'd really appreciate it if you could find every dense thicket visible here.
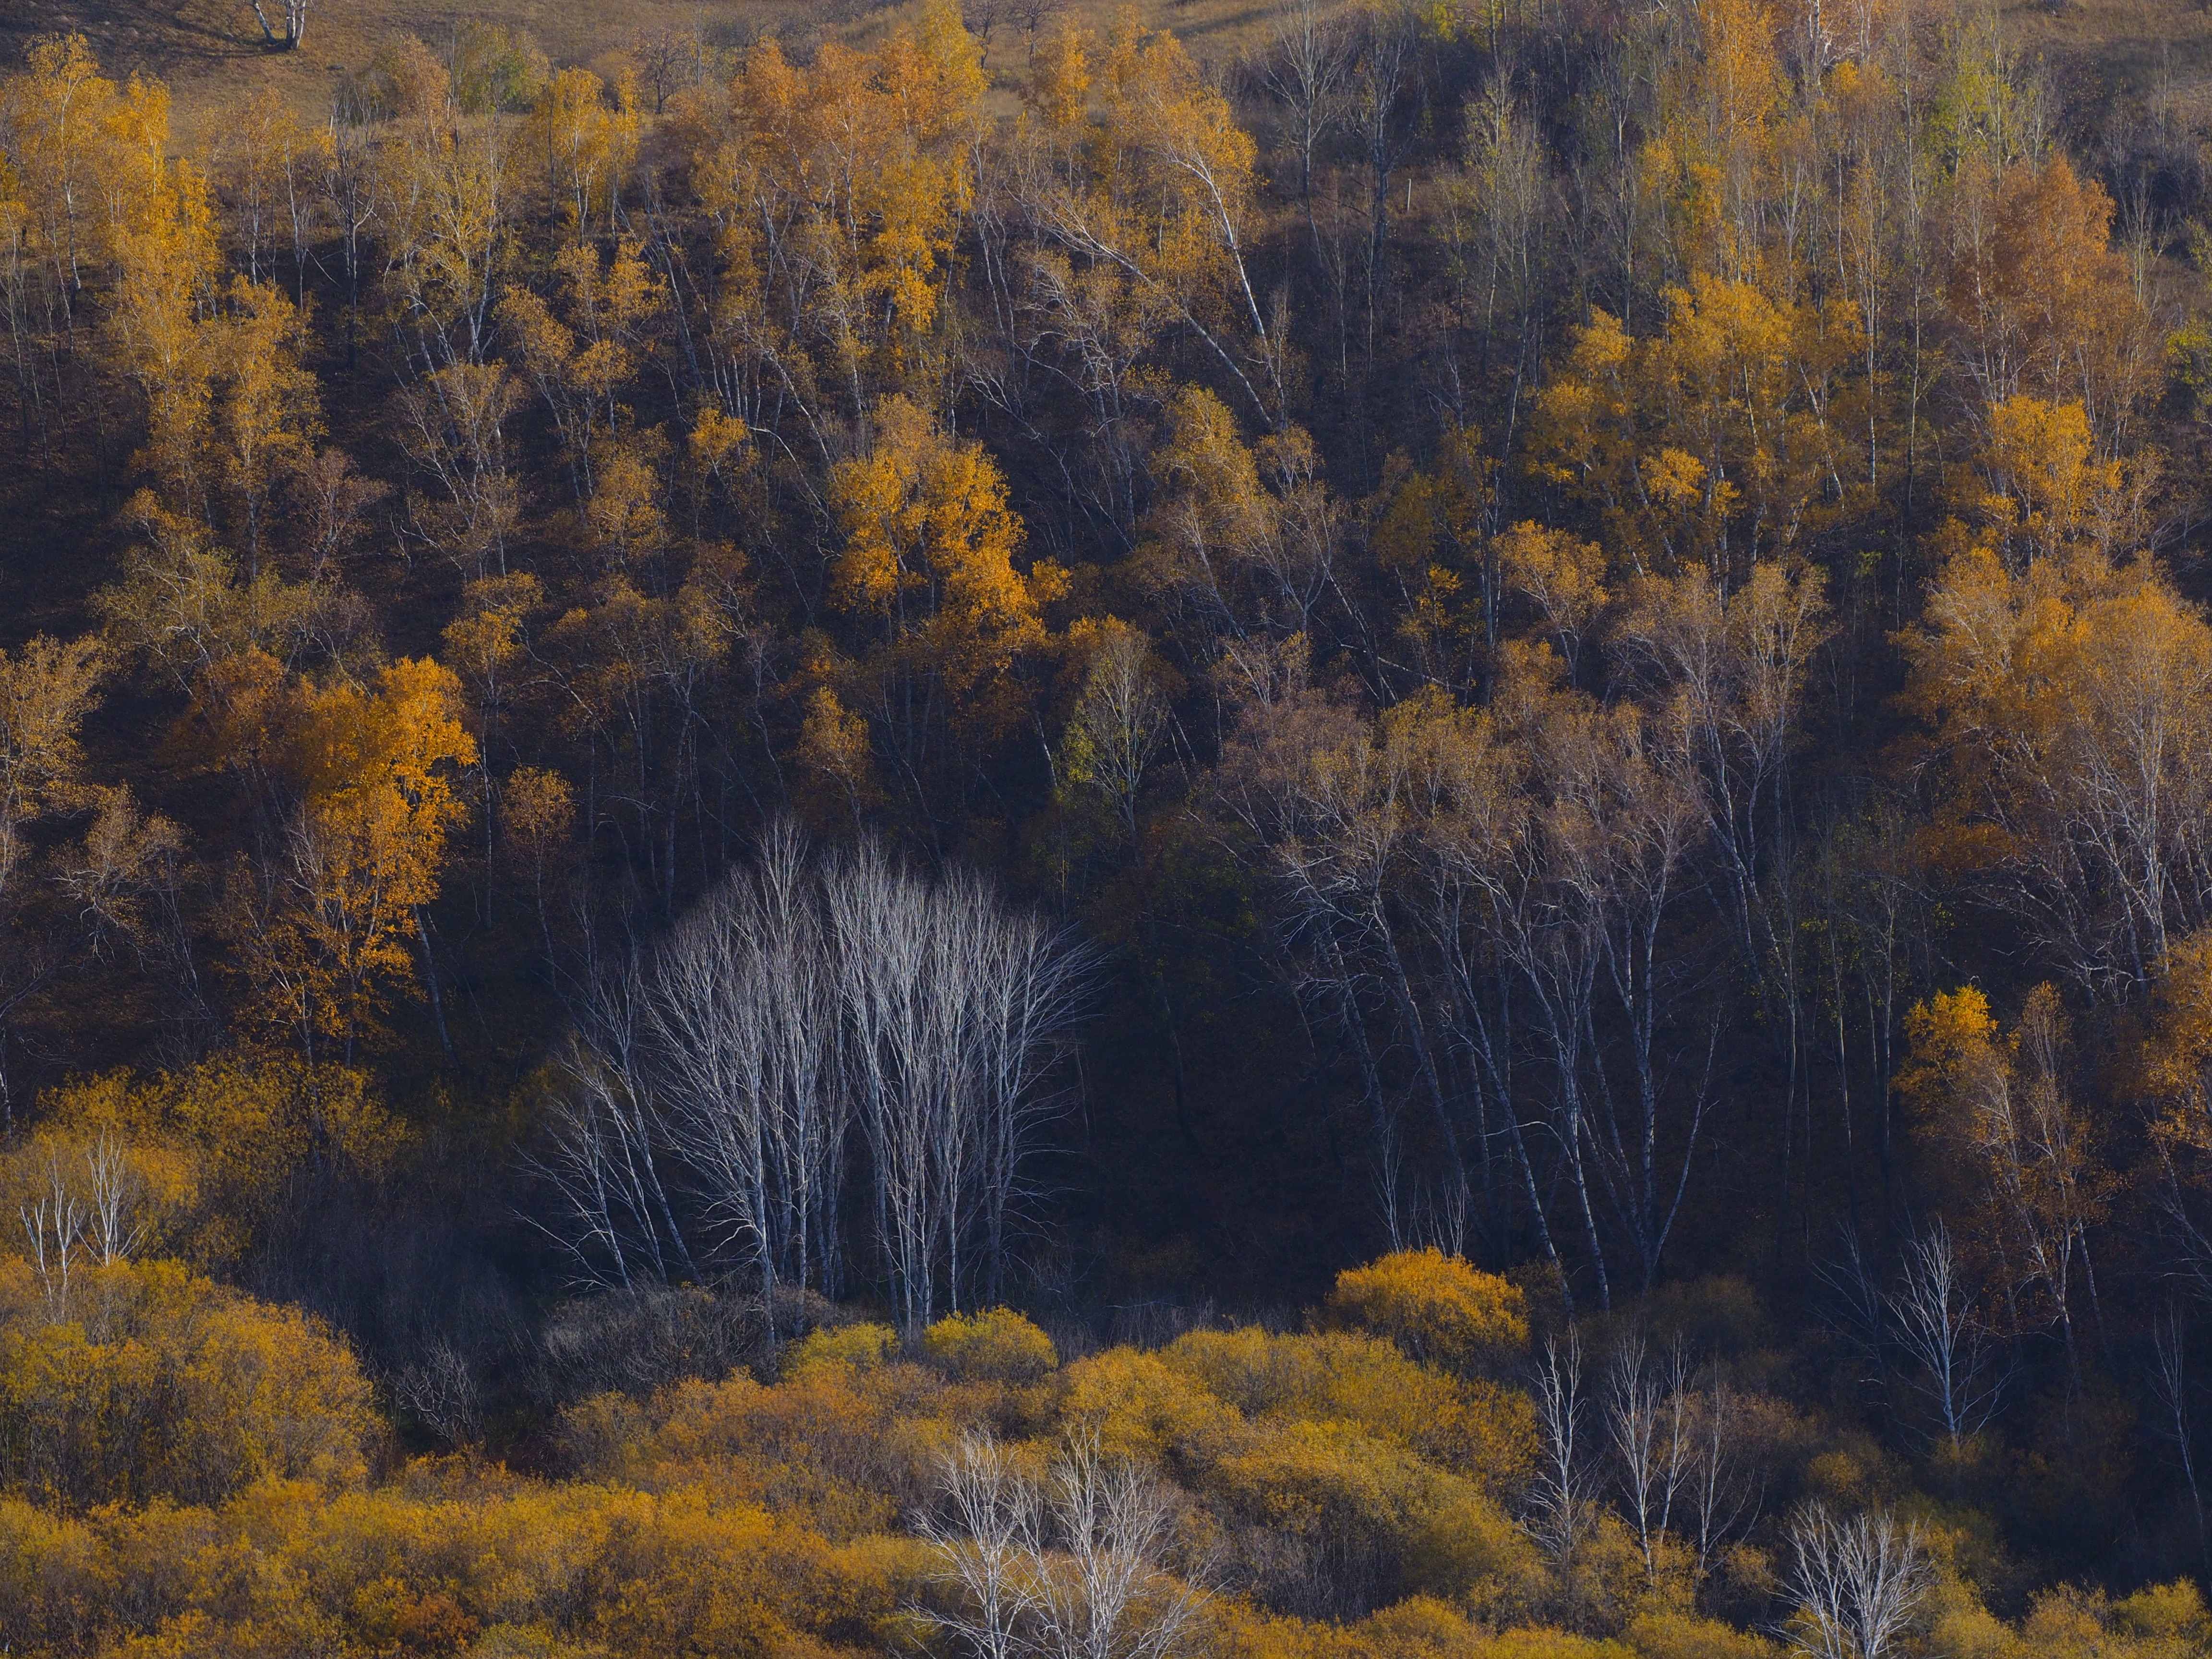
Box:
[5,0,2212,1649]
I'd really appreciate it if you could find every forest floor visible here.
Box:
[1,0,2204,166]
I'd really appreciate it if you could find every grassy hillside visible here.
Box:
[3,0,1328,146]
[2012,0,2212,116]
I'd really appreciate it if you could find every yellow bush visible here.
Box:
[2012,1582,2212,1659]
[579,1485,901,1656]
[1350,1596,1489,1656]
[1161,1328,1538,1498]
[2016,1587,2125,1659]
[0,1248,2176,1659]
[1213,1417,1529,1609]
[1218,1597,1640,1659]
[553,1391,655,1482]
[1205,1595,1489,1659]
[1924,1589,2015,1659]
[781,1321,898,1380]
[1482,1632,1638,1659]
[1322,1249,1529,1373]
[1623,1610,1782,1659]
[0,1494,102,1653]
[1058,1346,1248,1472]
[0,1456,919,1657]
[562,1356,962,1539]
[920,1307,1058,1383]
[0,1130,198,1265]
[1202,1597,1337,1659]
[2116,1581,2212,1646]
[469,1626,615,1658]
[0,1258,373,1509]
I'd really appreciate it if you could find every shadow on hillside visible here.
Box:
[0,0,265,83]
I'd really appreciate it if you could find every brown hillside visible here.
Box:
[3,0,1337,148]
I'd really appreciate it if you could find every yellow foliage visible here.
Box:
[2008,1582,2212,1659]
[1497,523,1608,669]
[0,635,107,881]
[1896,984,2000,1106]
[1349,1597,1497,1657]
[1025,23,1094,130]
[0,1126,195,1265]
[1623,1609,1782,1659]
[562,1349,958,1540]
[1923,1573,2017,1659]
[0,1257,373,1510]
[1324,1248,1529,1373]
[220,657,476,1057]
[1960,396,2130,567]
[829,396,1063,747]
[1899,540,2212,989]
[783,1321,900,1380]
[1161,1326,1537,1495]
[535,67,639,239]
[96,505,323,702]
[1213,1594,1641,1659]
[1058,1344,1247,1470]
[1897,983,2109,1343]
[501,765,574,859]
[1366,428,1493,695]
[0,1459,910,1657]
[213,278,323,575]
[2129,934,2212,1190]
[1213,1416,1532,1605]
[920,1308,1058,1384]
[2115,1581,2212,1646]
[0,30,2195,1659]
[376,70,513,364]
[38,1058,403,1268]
[1943,155,2156,450]
[1136,385,1338,647]
[1056,616,1176,832]
[1326,1250,1527,1369]
[1483,1632,1639,1659]
[1529,277,1866,584]
[795,682,883,822]
[496,239,666,547]
[689,3,984,414]
[0,1274,2125,1659]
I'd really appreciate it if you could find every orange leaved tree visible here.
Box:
[229,658,476,1061]
[824,395,1065,835]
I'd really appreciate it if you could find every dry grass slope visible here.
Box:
[2005,0,2212,121]
[0,0,1325,147]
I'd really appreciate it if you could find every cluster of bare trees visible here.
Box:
[1526,1327,1932,1654]
[1783,1504,1931,1659]
[15,1131,149,1303]
[532,826,1094,1326]
[1527,1333,1764,1585]
[918,1431,1206,1659]
[1216,564,1826,1311]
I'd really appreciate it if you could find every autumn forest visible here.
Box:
[1,0,2211,1651]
